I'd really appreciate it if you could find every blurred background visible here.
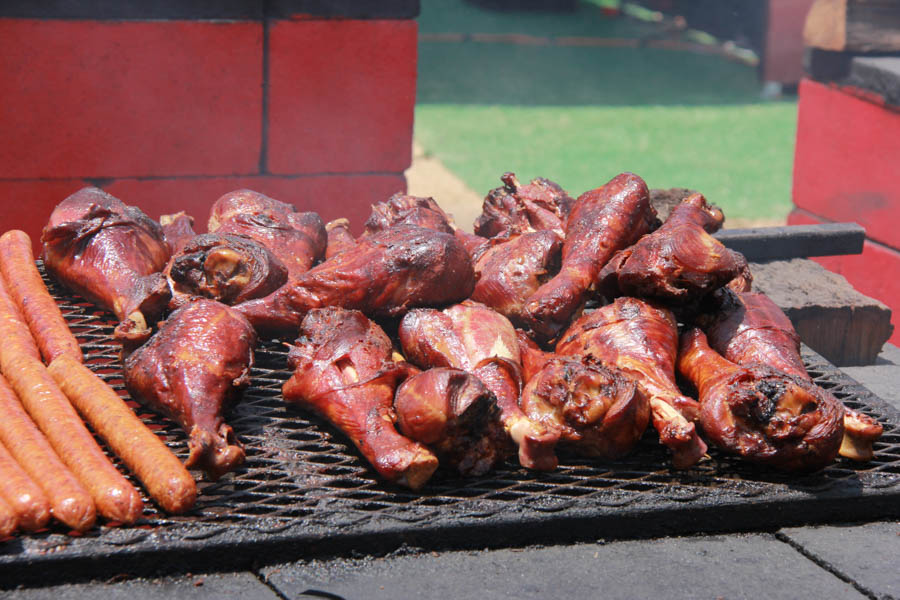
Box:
[409,0,800,229]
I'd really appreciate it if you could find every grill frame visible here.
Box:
[1,271,899,586]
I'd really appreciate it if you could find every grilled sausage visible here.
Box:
[0,496,17,538]
[49,356,198,515]
[0,274,142,525]
[0,438,51,532]
[0,230,83,363]
[0,375,95,531]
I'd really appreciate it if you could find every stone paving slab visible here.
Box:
[840,343,900,411]
[780,521,900,600]
[261,533,864,600]
[0,572,279,600]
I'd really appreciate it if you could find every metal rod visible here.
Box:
[714,223,865,261]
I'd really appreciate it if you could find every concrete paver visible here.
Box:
[780,521,900,600]
[0,572,279,600]
[261,533,865,600]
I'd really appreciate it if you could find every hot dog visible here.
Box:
[0,438,51,532]
[49,356,198,515]
[0,375,95,532]
[0,230,82,363]
[0,496,17,538]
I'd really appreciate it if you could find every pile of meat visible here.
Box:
[37,173,883,494]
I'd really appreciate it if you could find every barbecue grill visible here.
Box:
[0,264,897,587]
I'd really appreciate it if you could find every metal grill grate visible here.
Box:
[2,271,899,584]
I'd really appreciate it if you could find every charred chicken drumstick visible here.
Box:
[474,172,574,240]
[702,289,883,461]
[597,193,750,303]
[236,225,475,337]
[470,230,563,328]
[282,308,439,489]
[520,356,650,459]
[41,186,171,343]
[557,298,708,468]
[399,301,560,471]
[208,189,327,279]
[678,328,844,471]
[523,172,658,341]
[124,299,256,480]
[165,233,288,309]
[394,367,508,477]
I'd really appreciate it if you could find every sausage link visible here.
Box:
[0,277,40,361]
[0,375,95,531]
[0,438,51,532]
[0,230,83,363]
[49,356,198,514]
[0,355,145,524]
[0,496,17,539]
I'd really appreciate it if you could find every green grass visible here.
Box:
[413,0,797,222]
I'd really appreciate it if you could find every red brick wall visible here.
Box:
[792,79,900,345]
[0,16,417,251]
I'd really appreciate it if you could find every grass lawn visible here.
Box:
[414,0,797,223]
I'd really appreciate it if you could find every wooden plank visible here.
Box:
[750,258,893,365]
[805,0,900,52]
[848,56,900,107]
[713,223,865,261]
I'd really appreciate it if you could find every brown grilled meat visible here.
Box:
[678,328,844,471]
[474,172,574,239]
[283,308,438,489]
[470,230,563,328]
[364,194,456,236]
[703,289,883,461]
[166,233,288,308]
[41,186,171,344]
[124,299,255,480]
[236,225,475,337]
[520,357,649,458]
[395,368,508,477]
[159,211,197,255]
[523,173,658,341]
[208,189,327,279]
[399,301,559,471]
[557,298,707,468]
[597,193,750,303]
[324,218,357,259]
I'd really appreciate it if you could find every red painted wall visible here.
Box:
[792,79,900,346]
[0,17,417,252]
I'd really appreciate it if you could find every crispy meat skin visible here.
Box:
[524,173,658,341]
[324,218,357,259]
[597,193,749,303]
[160,211,197,255]
[364,194,455,236]
[124,299,255,480]
[208,189,326,278]
[471,230,562,327]
[166,233,288,308]
[236,225,475,337]
[283,308,438,489]
[678,328,844,471]
[557,298,707,468]
[41,187,171,341]
[474,172,574,239]
[399,301,559,470]
[395,368,508,477]
[703,289,883,461]
[520,357,649,458]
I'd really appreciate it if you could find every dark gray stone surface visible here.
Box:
[780,521,900,600]
[841,343,900,411]
[261,534,865,600]
[0,572,279,600]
